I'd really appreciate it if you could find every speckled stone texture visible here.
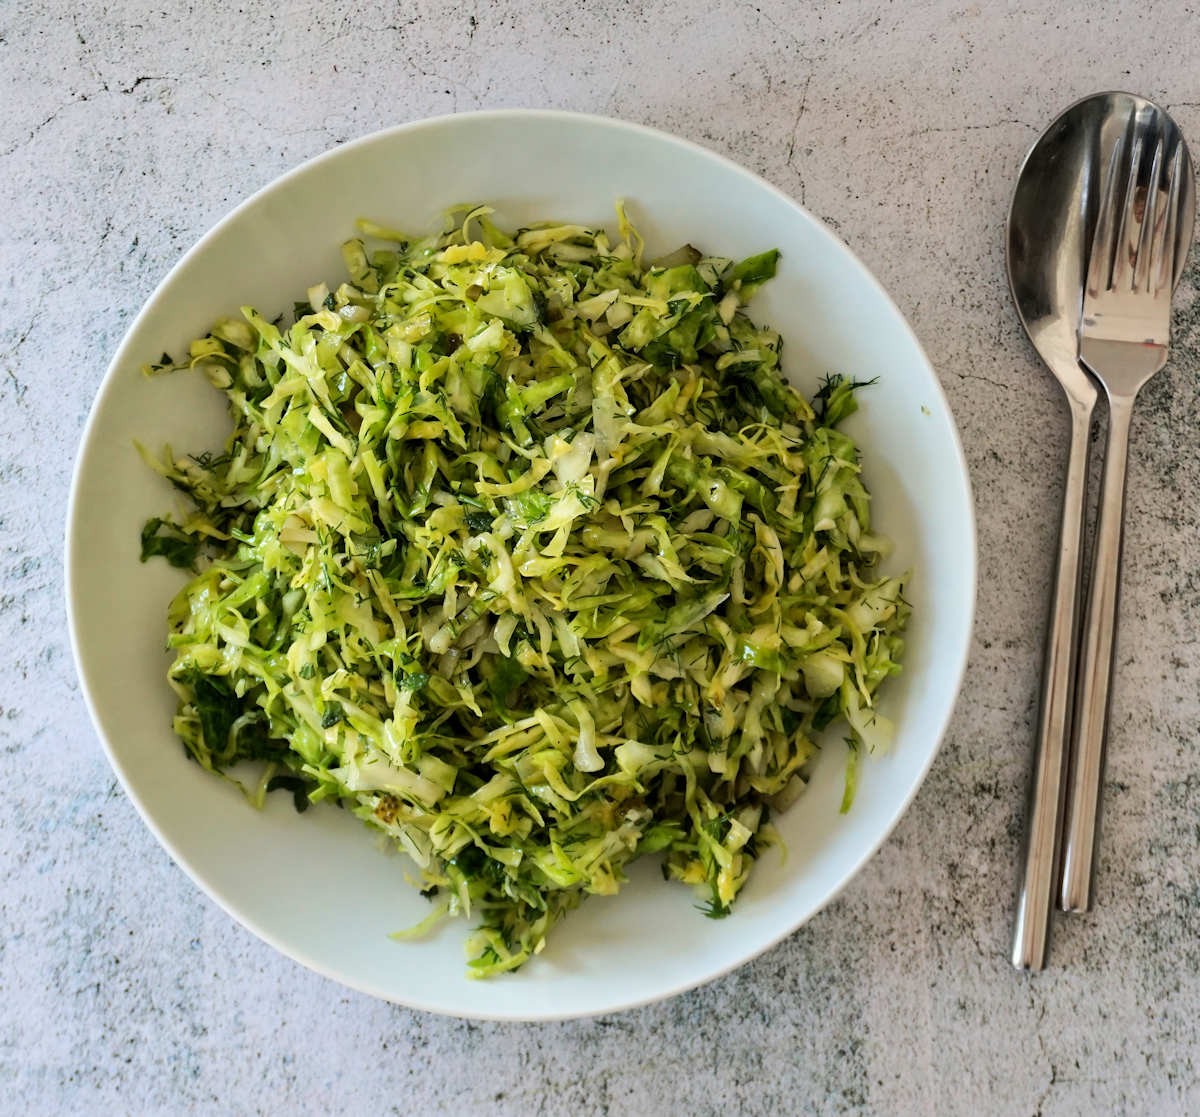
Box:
[4,1,1200,1113]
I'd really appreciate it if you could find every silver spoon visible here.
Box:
[1006,93,1194,969]
[1006,95,1103,971]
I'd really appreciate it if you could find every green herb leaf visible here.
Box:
[139,518,198,570]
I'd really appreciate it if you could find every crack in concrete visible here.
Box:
[1,76,173,160]
[956,370,1016,394]
[908,118,1037,138]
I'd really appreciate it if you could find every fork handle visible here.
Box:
[1060,392,1135,912]
[1011,395,1093,968]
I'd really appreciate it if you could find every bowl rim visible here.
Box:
[64,107,977,1020]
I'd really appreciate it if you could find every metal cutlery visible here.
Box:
[1059,104,1196,912]
[1007,93,1195,966]
[1006,97,1103,970]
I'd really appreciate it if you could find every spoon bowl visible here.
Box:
[1008,93,1193,378]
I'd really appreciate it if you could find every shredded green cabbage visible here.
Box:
[140,203,909,976]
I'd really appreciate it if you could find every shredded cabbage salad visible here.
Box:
[140,204,908,976]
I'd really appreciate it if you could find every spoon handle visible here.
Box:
[1011,395,1093,969]
[1060,393,1135,912]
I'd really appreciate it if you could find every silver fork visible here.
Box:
[1059,108,1195,912]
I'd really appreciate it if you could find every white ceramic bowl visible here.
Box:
[66,110,975,1020]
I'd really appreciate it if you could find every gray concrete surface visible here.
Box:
[4,1,1200,1113]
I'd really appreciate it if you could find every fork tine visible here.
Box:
[1133,133,1165,292]
[1155,141,1184,294]
[1086,131,1125,298]
[1112,117,1145,291]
